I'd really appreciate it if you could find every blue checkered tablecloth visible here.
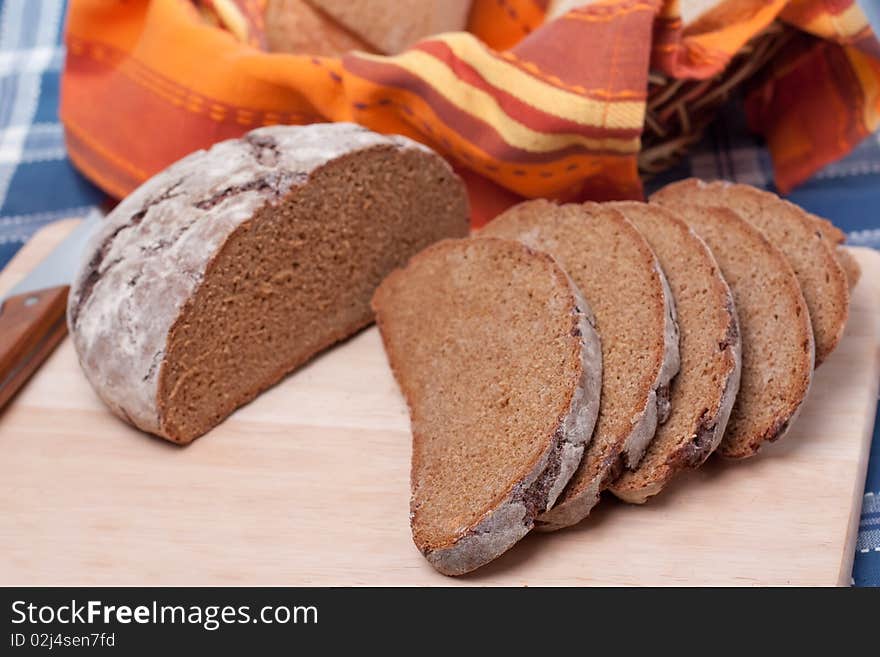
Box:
[1,0,879,585]
[0,0,102,267]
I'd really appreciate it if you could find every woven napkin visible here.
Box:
[61,0,880,225]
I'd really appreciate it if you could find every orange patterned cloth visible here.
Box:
[61,0,880,226]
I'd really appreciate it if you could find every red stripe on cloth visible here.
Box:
[413,40,643,140]
[651,14,742,78]
[344,54,639,164]
[511,0,658,90]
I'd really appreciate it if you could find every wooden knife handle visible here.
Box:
[0,286,69,410]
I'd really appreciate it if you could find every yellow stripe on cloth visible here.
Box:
[438,32,645,127]
[354,48,641,155]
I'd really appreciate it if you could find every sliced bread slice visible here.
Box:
[801,209,860,289]
[649,199,814,458]
[653,179,848,366]
[480,201,680,530]
[372,237,602,575]
[605,202,741,502]
[809,212,846,246]
[836,246,861,290]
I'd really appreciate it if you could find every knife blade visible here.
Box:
[0,207,106,410]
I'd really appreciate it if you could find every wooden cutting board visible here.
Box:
[1,220,878,586]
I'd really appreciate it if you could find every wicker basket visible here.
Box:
[639,22,797,177]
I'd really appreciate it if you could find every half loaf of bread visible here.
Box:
[480,200,680,530]
[68,123,469,444]
[372,238,602,575]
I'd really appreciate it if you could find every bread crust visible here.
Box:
[623,263,680,467]
[426,283,600,574]
[614,297,742,503]
[68,123,462,442]
[605,202,741,502]
[373,239,602,575]
[837,246,861,290]
[479,201,680,531]
[535,211,679,531]
[649,201,814,459]
[706,208,814,458]
[653,179,849,366]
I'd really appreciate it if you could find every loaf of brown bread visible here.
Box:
[481,201,680,529]
[372,238,602,575]
[266,0,473,55]
[653,179,849,366]
[68,123,469,444]
[606,202,741,502]
[307,0,473,54]
[649,199,814,458]
[265,0,375,55]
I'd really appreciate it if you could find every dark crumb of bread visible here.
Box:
[479,200,678,529]
[653,179,849,366]
[607,202,741,503]
[649,199,813,459]
[372,237,601,575]
[157,147,469,443]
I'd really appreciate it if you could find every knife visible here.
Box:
[0,208,106,410]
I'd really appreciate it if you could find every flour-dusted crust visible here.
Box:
[425,284,602,576]
[648,201,814,459]
[372,238,602,576]
[265,0,375,55]
[480,201,681,531]
[622,263,680,467]
[67,123,457,440]
[544,261,678,523]
[615,294,741,503]
[605,202,742,503]
[549,265,681,521]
